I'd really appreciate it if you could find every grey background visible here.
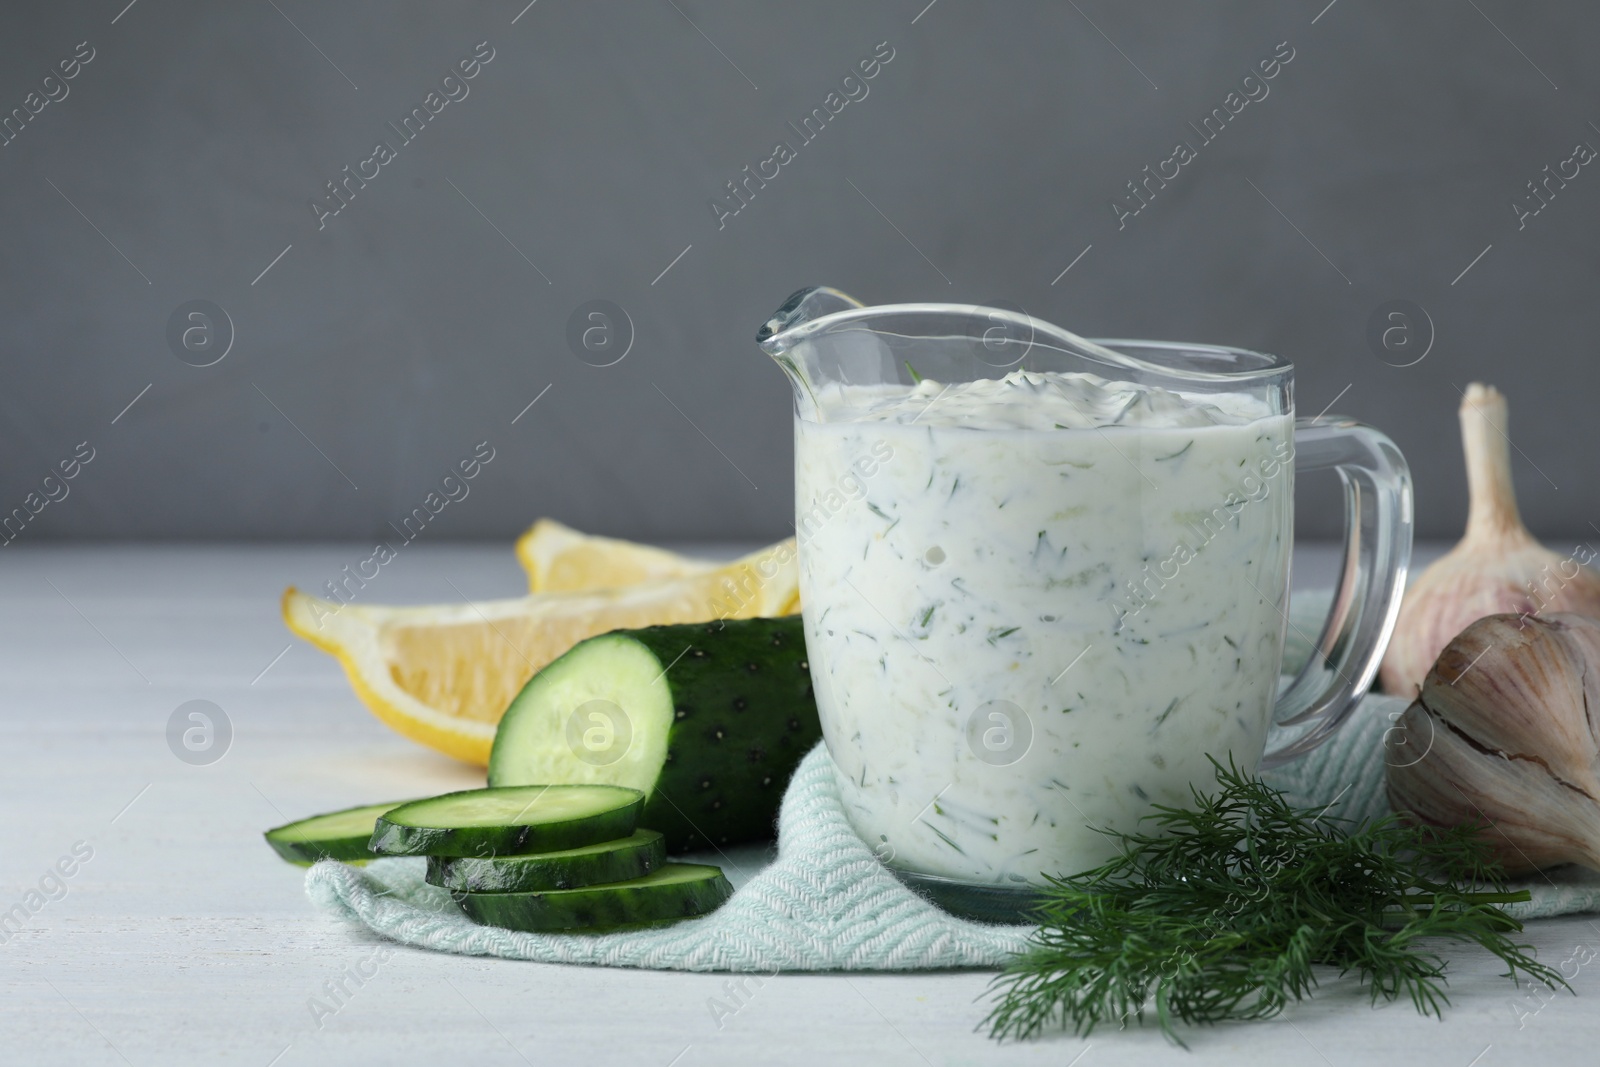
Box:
[1,0,1595,545]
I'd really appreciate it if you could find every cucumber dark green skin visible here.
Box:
[369,786,643,858]
[264,800,414,864]
[425,830,666,893]
[451,862,733,933]
[630,618,821,850]
[489,616,822,852]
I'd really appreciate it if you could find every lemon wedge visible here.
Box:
[283,541,798,765]
[517,518,801,614]
[515,518,719,593]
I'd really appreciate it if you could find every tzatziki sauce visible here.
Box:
[795,369,1294,884]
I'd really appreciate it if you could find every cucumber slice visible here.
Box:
[264,800,414,864]
[452,862,733,932]
[426,829,666,892]
[489,617,821,851]
[370,785,643,858]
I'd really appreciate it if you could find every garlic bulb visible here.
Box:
[1386,613,1600,875]
[1379,383,1600,696]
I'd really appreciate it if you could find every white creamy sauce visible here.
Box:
[795,369,1294,884]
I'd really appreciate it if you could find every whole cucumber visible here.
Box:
[488,616,821,851]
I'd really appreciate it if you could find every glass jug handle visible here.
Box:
[1261,417,1413,768]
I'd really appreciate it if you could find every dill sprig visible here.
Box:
[984,758,1567,1046]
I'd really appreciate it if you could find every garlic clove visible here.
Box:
[1387,706,1600,873]
[1386,613,1600,874]
[1424,615,1600,785]
[1379,384,1600,696]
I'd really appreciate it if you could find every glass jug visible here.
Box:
[758,286,1412,916]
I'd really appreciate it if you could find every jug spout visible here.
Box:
[756,286,866,354]
[757,286,872,421]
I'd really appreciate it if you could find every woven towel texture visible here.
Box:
[307,738,1034,970]
[306,593,1600,970]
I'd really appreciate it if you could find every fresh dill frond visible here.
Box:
[984,758,1567,1047]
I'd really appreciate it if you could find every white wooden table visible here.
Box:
[2,543,1595,1066]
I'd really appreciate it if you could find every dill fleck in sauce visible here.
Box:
[795,370,1294,884]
